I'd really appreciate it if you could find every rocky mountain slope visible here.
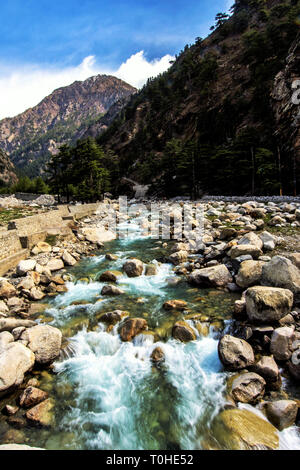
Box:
[0,75,136,176]
[0,149,17,186]
[98,0,300,196]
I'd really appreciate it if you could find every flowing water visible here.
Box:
[1,212,300,450]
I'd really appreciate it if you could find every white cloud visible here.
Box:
[0,51,174,120]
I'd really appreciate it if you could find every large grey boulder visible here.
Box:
[62,251,76,266]
[252,356,279,384]
[20,325,62,365]
[188,264,232,287]
[231,372,266,404]
[238,232,263,250]
[236,260,264,288]
[218,335,255,371]
[245,286,293,323]
[265,400,298,431]
[229,245,263,259]
[270,327,295,361]
[0,343,35,394]
[261,256,300,297]
[168,250,188,266]
[260,232,277,251]
[46,258,64,272]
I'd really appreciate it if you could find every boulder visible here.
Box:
[0,300,8,314]
[119,318,147,341]
[98,310,127,325]
[287,253,300,270]
[151,346,165,364]
[0,318,36,332]
[0,343,35,394]
[231,372,265,404]
[145,264,157,276]
[105,253,118,261]
[46,258,64,272]
[270,327,295,361]
[172,321,197,342]
[81,227,116,244]
[188,265,232,288]
[123,259,144,277]
[0,280,16,299]
[0,331,14,352]
[209,409,279,450]
[163,300,187,311]
[62,251,76,266]
[19,386,48,409]
[18,277,35,291]
[101,285,124,296]
[236,261,264,288]
[245,286,293,323]
[20,325,62,365]
[218,335,255,371]
[265,400,298,431]
[260,232,277,251]
[168,250,188,265]
[99,271,122,283]
[261,256,300,296]
[238,232,263,250]
[16,260,37,277]
[31,242,52,255]
[251,356,280,384]
[29,287,45,301]
[229,245,263,259]
[26,399,55,428]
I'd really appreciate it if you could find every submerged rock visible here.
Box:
[150,346,165,364]
[218,335,255,371]
[98,310,127,325]
[245,286,293,323]
[209,408,279,450]
[119,318,148,341]
[163,300,187,311]
[101,285,124,296]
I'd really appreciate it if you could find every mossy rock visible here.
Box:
[209,408,279,450]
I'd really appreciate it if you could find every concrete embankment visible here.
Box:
[0,203,100,276]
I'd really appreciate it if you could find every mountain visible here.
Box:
[0,75,136,176]
[0,149,17,186]
[98,0,300,196]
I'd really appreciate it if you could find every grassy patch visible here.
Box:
[0,207,37,226]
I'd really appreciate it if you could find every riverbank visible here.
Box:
[0,198,300,450]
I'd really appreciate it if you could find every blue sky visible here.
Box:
[0,0,232,118]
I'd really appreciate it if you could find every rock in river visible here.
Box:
[172,321,197,342]
[218,335,255,371]
[188,265,232,288]
[26,399,55,428]
[20,325,62,365]
[19,386,48,409]
[101,285,124,296]
[265,400,298,431]
[119,318,147,342]
[0,343,35,394]
[209,408,279,450]
[163,300,187,311]
[245,286,293,323]
[231,372,266,404]
[123,259,144,277]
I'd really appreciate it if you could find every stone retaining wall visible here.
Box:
[0,203,100,276]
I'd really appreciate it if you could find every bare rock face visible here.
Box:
[270,327,295,361]
[231,372,266,404]
[265,400,298,431]
[20,325,62,365]
[218,335,255,371]
[19,387,48,409]
[172,321,197,343]
[119,318,147,342]
[188,265,232,288]
[0,149,17,185]
[123,259,144,277]
[245,286,294,323]
[0,343,35,394]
